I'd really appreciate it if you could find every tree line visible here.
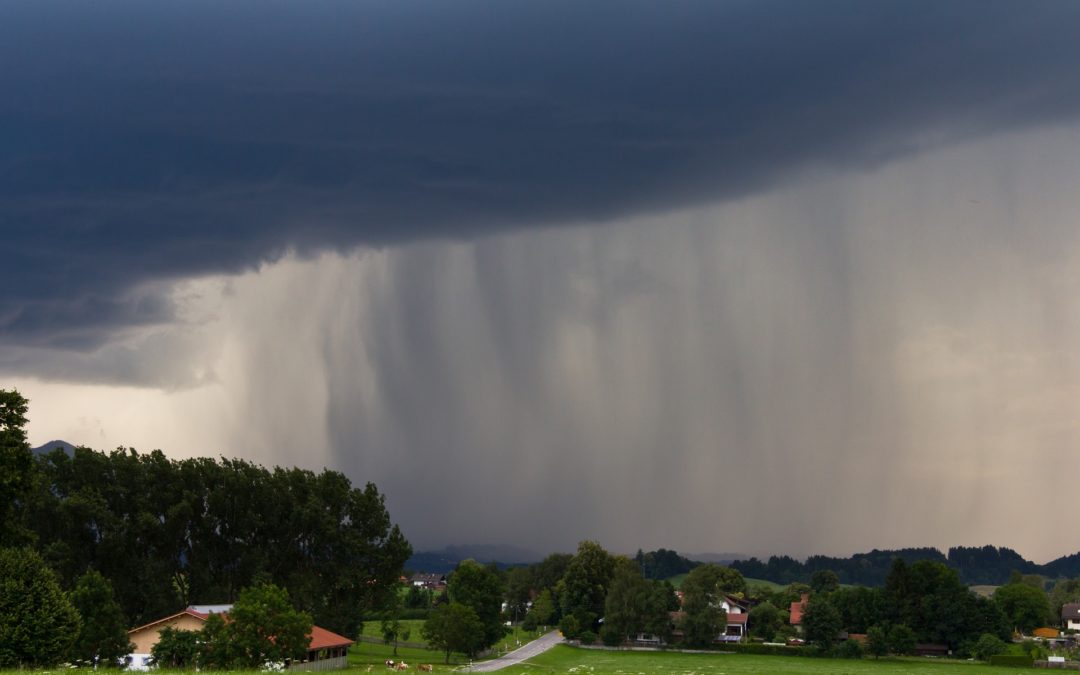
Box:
[0,389,411,667]
[732,544,1080,587]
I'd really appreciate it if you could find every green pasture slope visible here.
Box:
[497,645,1035,674]
[665,574,783,592]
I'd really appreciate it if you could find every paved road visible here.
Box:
[465,630,563,672]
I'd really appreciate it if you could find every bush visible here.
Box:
[521,613,538,631]
[974,633,1008,661]
[559,615,580,640]
[578,630,598,645]
[987,653,1034,667]
[599,625,623,647]
[887,624,916,656]
[838,639,863,659]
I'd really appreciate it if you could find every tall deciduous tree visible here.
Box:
[0,389,34,546]
[679,564,726,648]
[0,547,82,667]
[558,541,615,634]
[994,582,1052,633]
[810,569,840,594]
[748,601,786,642]
[603,557,648,642]
[505,566,533,622]
[865,624,888,658]
[422,602,484,663]
[219,582,312,668]
[801,596,842,651]
[449,559,507,651]
[530,588,556,627]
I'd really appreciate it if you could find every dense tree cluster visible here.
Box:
[603,557,677,646]
[633,548,699,580]
[0,388,411,668]
[798,559,1012,657]
[23,446,410,635]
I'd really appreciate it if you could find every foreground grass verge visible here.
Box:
[492,645,1036,674]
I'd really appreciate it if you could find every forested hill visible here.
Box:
[731,545,1079,586]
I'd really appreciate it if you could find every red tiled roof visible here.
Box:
[130,610,353,652]
[308,625,354,650]
[789,593,809,625]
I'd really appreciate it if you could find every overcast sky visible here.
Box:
[5,0,1080,561]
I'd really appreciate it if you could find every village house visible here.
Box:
[409,573,447,591]
[1063,603,1080,631]
[788,593,808,634]
[718,595,749,641]
[666,594,752,644]
[126,605,353,672]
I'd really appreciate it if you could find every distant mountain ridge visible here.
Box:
[406,544,542,573]
[31,439,76,457]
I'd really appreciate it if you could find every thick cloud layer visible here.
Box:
[15,123,1080,559]
[4,1,1080,350]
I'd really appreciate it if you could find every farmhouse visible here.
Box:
[126,605,353,672]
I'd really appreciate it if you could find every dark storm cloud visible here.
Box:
[4,0,1080,349]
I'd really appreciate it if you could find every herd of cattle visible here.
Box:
[379,660,433,671]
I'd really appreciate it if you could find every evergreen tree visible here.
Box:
[69,570,134,667]
[0,547,82,667]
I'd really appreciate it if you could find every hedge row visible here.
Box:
[988,654,1034,667]
[722,643,820,657]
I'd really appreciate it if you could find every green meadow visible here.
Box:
[493,646,1034,675]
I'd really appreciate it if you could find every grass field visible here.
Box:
[743,577,785,593]
[351,621,545,670]
[495,645,1036,674]
[360,619,430,642]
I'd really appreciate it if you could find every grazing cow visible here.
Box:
[385,659,395,668]
[396,662,409,671]
[418,665,433,672]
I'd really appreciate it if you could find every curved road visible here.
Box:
[465,630,563,672]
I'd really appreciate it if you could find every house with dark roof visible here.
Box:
[409,573,447,590]
[126,605,353,671]
[1062,603,1080,631]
